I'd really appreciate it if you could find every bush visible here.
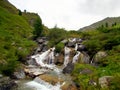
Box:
[48,27,67,47]
[55,42,64,53]
[33,17,43,38]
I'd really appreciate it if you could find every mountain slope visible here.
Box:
[79,17,120,31]
[0,0,41,75]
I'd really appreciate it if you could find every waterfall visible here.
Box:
[72,51,81,64]
[64,46,71,67]
[31,47,56,69]
[48,47,55,64]
[75,43,78,51]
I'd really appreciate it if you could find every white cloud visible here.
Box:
[8,0,120,30]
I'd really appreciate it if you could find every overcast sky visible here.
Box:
[8,0,120,30]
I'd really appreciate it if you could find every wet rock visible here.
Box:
[67,42,75,47]
[77,44,87,52]
[13,69,25,79]
[36,37,47,44]
[27,58,37,65]
[0,77,17,90]
[41,45,48,52]
[99,76,113,88]
[24,65,49,77]
[63,63,74,74]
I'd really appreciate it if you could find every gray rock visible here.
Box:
[77,44,87,51]
[0,77,17,90]
[61,39,68,44]
[41,45,48,52]
[76,38,83,43]
[99,76,113,88]
[67,42,75,47]
[13,69,25,79]
[79,52,90,64]
[27,58,37,65]
[24,66,48,77]
[63,63,74,74]
[92,51,107,64]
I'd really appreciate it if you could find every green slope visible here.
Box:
[0,0,39,75]
[73,25,120,90]
[79,17,120,31]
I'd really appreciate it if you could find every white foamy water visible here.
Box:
[72,51,81,64]
[25,77,63,90]
[64,46,71,67]
[75,43,78,51]
[31,47,56,69]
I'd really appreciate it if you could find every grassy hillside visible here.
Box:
[0,0,18,14]
[72,24,120,90]
[0,0,39,75]
[79,17,120,31]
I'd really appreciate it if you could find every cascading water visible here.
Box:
[18,47,64,90]
[75,43,78,51]
[72,51,81,64]
[25,77,65,90]
[15,38,84,90]
[63,46,71,67]
[31,47,56,69]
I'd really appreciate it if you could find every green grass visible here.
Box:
[0,3,37,75]
[72,26,120,90]
[0,0,18,14]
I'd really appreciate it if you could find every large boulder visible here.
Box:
[67,42,75,47]
[78,52,90,64]
[24,65,49,78]
[92,51,107,64]
[63,63,74,74]
[77,44,87,52]
[99,76,113,88]
[0,77,17,90]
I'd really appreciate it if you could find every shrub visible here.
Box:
[33,17,43,38]
[48,27,67,47]
[55,42,64,53]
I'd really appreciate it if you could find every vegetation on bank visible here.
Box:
[0,0,40,75]
[72,25,120,90]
